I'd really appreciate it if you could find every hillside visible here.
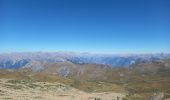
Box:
[0,52,170,100]
[0,79,125,100]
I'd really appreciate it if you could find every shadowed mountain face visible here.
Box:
[0,59,29,69]
[0,52,169,70]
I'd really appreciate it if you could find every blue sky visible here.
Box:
[0,0,170,53]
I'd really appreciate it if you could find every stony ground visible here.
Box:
[0,79,125,100]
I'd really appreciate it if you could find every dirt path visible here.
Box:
[0,79,125,100]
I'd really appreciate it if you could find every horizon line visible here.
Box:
[0,51,170,55]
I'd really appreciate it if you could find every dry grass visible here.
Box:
[1,59,170,100]
[0,78,125,100]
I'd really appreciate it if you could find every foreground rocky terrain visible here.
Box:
[0,79,124,100]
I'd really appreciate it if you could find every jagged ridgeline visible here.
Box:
[0,52,169,70]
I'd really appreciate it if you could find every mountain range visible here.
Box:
[0,52,170,70]
[1,52,170,99]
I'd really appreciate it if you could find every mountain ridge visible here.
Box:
[0,52,170,70]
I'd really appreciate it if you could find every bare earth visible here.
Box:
[0,79,125,100]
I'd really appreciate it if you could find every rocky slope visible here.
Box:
[0,79,125,100]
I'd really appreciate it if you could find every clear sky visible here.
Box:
[0,0,170,54]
